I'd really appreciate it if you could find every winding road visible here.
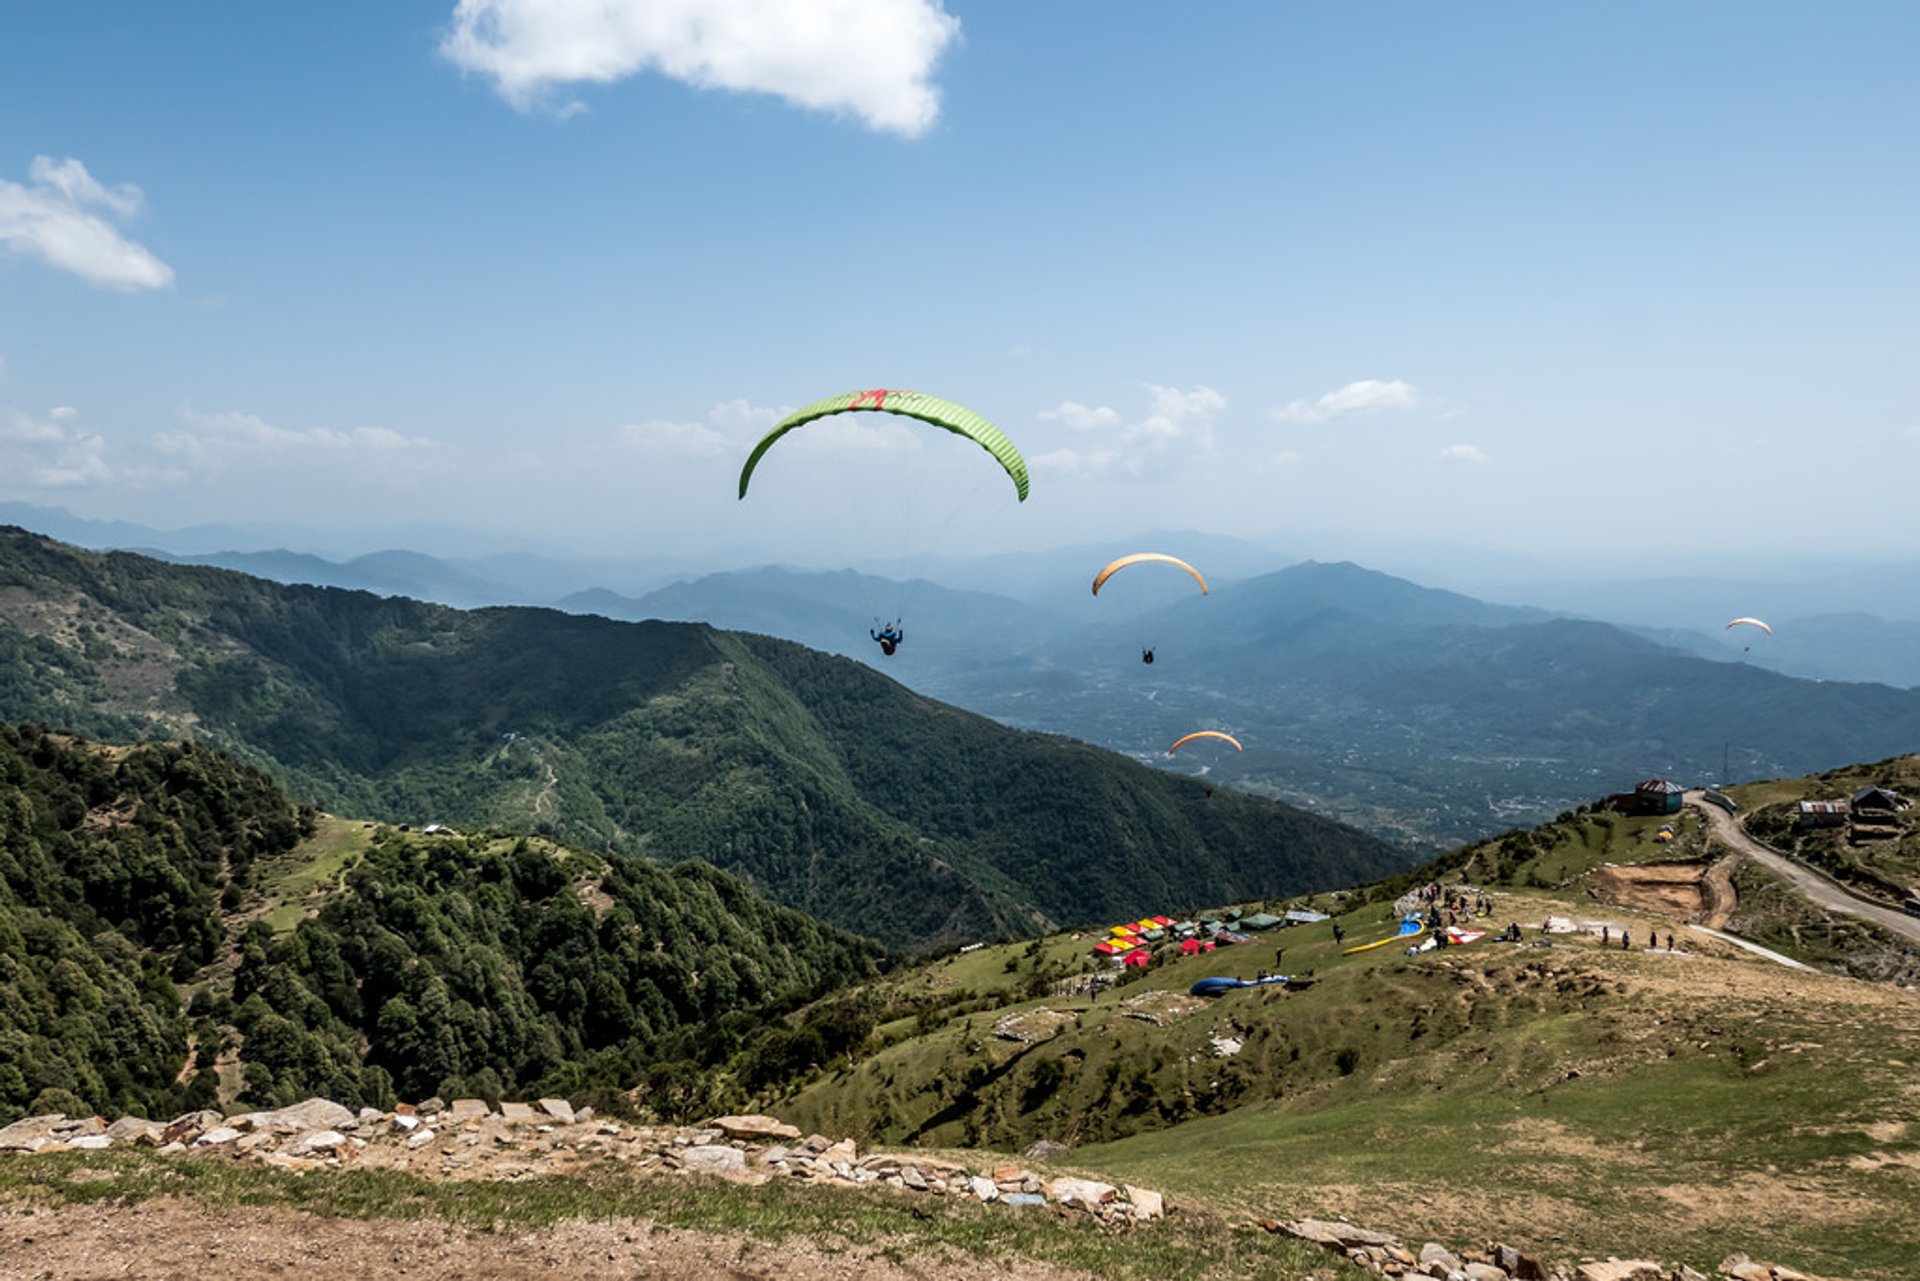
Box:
[1685,791,1920,947]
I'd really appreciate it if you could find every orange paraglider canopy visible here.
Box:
[1168,730,1243,755]
[1091,553,1209,596]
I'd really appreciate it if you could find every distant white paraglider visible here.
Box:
[1726,616,1772,655]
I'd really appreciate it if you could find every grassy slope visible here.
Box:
[257,815,372,934]
[767,782,1920,1278]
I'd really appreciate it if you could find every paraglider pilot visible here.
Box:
[871,620,904,657]
[1141,647,1155,664]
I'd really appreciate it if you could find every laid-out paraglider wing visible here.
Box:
[1091,552,1210,597]
[1725,617,1773,634]
[1168,730,1243,755]
[737,389,1029,501]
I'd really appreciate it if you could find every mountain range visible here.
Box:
[0,527,1404,945]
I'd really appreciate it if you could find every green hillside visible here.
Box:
[748,776,1920,1278]
[0,721,886,1123]
[0,527,1408,945]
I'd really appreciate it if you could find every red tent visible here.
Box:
[1124,949,1151,968]
[1179,937,1202,956]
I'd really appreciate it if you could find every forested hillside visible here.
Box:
[0,721,887,1125]
[0,528,1407,944]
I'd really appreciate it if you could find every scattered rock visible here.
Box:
[163,1110,223,1145]
[0,1096,1834,1281]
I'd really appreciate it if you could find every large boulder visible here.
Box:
[272,1099,355,1132]
[1046,1177,1117,1211]
[679,1145,748,1174]
[0,1115,66,1152]
[284,1129,347,1158]
[1285,1219,1403,1251]
[106,1117,166,1146]
[1574,1262,1664,1281]
[710,1115,802,1143]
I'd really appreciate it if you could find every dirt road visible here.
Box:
[1686,792,1920,947]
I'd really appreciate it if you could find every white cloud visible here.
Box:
[0,156,174,291]
[1438,443,1488,464]
[0,406,125,490]
[2,409,67,444]
[619,418,731,456]
[1032,384,1224,483]
[783,415,918,451]
[1271,378,1419,424]
[154,408,434,472]
[1040,401,1121,432]
[707,397,779,431]
[1262,450,1301,469]
[441,0,961,137]
[1128,384,1225,448]
[1030,447,1119,477]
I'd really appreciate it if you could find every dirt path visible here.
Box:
[1700,854,1738,929]
[1686,792,1920,946]
[0,1198,1092,1281]
[1686,924,1817,971]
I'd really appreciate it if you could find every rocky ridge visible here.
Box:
[1262,1217,1837,1281]
[0,1101,1838,1278]
[0,1098,1162,1227]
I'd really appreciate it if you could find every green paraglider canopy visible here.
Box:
[737,389,1030,502]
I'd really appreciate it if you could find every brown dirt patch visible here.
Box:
[0,1197,1093,1281]
[1587,862,1708,919]
[1493,1118,1654,1168]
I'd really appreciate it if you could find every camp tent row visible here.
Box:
[1088,906,1300,959]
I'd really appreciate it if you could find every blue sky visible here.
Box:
[3,2,1917,566]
